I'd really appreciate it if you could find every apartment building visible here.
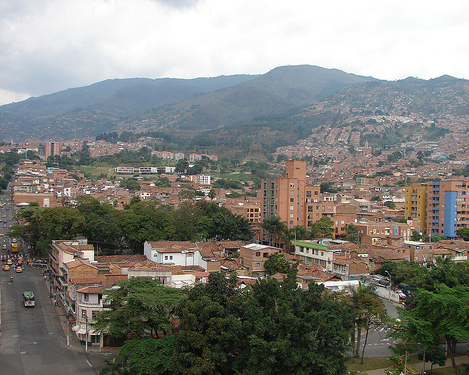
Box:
[262,160,321,243]
[405,182,427,233]
[405,179,469,238]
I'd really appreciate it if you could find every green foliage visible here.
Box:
[456,227,469,241]
[264,253,290,275]
[384,200,396,209]
[411,230,422,241]
[309,217,334,239]
[119,336,175,375]
[320,181,338,193]
[261,215,287,246]
[173,272,355,375]
[95,277,184,339]
[119,178,141,191]
[213,179,244,190]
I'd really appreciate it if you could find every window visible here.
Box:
[256,252,261,256]
[290,221,293,225]
[92,311,98,319]
[255,263,260,267]
[263,253,269,257]
[169,255,173,260]
[83,293,89,302]
[290,205,294,210]
[290,213,294,218]
[314,191,318,195]
[290,190,294,195]
[164,255,168,260]
[82,310,87,319]
[290,183,295,187]
[306,191,312,197]
[290,198,294,202]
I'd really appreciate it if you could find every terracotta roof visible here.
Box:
[67,259,99,270]
[148,241,197,253]
[77,285,104,294]
[181,265,206,272]
[94,254,147,263]
[69,276,105,285]
[220,258,247,271]
[129,260,172,271]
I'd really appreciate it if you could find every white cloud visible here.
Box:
[1,0,469,105]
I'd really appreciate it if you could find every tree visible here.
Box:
[456,227,469,241]
[411,230,422,241]
[320,181,338,193]
[264,253,290,275]
[310,217,334,239]
[95,277,185,339]
[260,215,287,247]
[347,282,384,359]
[394,285,469,371]
[118,336,175,375]
[175,159,189,174]
[384,200,396,209]
[99,358,129,375]
[119,178,141,191]
[207,188,216,201]
[173,271,355,375]
[346,223,360,243]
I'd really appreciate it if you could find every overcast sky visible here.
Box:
[1,0,468,105]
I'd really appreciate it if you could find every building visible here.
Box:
[405,183,428,233]
[143,241,221,272]
[239,243,283,276]
[44,141,62,160]
[405,179,469,238]
[261,160,321,244]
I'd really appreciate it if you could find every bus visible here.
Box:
[23,291,35,307]
[11,239,18,253]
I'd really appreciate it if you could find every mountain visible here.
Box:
[0,65,376,141]
[196,74,469,158]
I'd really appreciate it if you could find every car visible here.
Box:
[7,259,13,265]
[3,264,10,271]
[2,244,6,250]
[2,255,7,262]
[2,214,5,218]
[3,224,6,228]
[0,233,4,236]
[15,266,23,273]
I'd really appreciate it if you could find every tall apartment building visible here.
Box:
[405,179,469,238]
[44,141,63,160]
[261,160,321,243]
[405,183,428,233]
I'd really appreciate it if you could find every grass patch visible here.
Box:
[347,357,394,372]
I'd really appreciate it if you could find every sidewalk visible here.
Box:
[366,355,469,375]
[46,277,118,354]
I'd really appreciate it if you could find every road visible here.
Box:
[0,185,111,374]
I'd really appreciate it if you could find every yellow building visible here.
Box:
[404,183,427,234]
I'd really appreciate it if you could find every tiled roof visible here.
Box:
[148,241,197,253]
[94,254,147,263]
[77,285,104,294]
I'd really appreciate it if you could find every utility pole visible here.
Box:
[85,316,88,352]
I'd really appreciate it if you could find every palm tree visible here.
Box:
[99,358,129,375]
[347,282,383,359]
[261,215,287,247]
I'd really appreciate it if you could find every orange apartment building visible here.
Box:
[261,160,321,243]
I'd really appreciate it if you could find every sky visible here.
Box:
[1,0,468,106]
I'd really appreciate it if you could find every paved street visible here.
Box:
[0,188,114,374]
